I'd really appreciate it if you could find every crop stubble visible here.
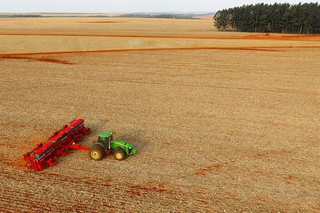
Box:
[0,18,319,212]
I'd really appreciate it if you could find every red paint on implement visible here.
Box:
[23,119,90,171]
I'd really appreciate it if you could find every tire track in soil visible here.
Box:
[1,162,189,211]
[0,55,74,65]
[90,78,319,96]
[1,45,320,57]
[195,163,222,176]
[0,169,117,211]
[0,180,185,212]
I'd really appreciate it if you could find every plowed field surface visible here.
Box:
[0,18,319,212]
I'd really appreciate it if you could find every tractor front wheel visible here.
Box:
[90,144,105,161]
[113,149,125,161]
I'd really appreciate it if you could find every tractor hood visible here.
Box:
[111,140,136,155]
[112,140,132,148]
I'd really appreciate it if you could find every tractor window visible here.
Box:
[98,137,104,142]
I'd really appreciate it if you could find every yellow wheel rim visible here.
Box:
[91,151,100,159]
[116,153,123,159]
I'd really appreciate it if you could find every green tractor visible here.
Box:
[89,131,136,161]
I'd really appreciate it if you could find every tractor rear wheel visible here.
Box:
[113,149,125,161]
[89,144,105,161]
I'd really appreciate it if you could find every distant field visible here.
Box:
[0,18,319,55]
[0,17,319,212]
[0,13,122,17]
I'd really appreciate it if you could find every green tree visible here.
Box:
[214,2,320,34]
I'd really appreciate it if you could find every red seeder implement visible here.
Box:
[23,119,90,171]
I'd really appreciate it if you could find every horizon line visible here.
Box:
[0,11,216,14]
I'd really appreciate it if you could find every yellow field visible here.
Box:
[0,18,320,55]
[0,18,319,212]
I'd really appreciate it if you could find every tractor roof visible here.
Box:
[98,131,113,138]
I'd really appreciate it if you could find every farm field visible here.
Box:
[0,17,319,212]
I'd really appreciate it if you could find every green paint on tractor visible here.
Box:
[89,131,136,161]
[98,131,113,138]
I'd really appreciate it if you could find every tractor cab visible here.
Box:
[97,131,113,149]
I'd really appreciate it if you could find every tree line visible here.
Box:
[0,14,42,18]
[214,3,320,34]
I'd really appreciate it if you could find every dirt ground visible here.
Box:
[0,18,319,212]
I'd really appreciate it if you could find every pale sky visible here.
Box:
[1,0,318,13]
